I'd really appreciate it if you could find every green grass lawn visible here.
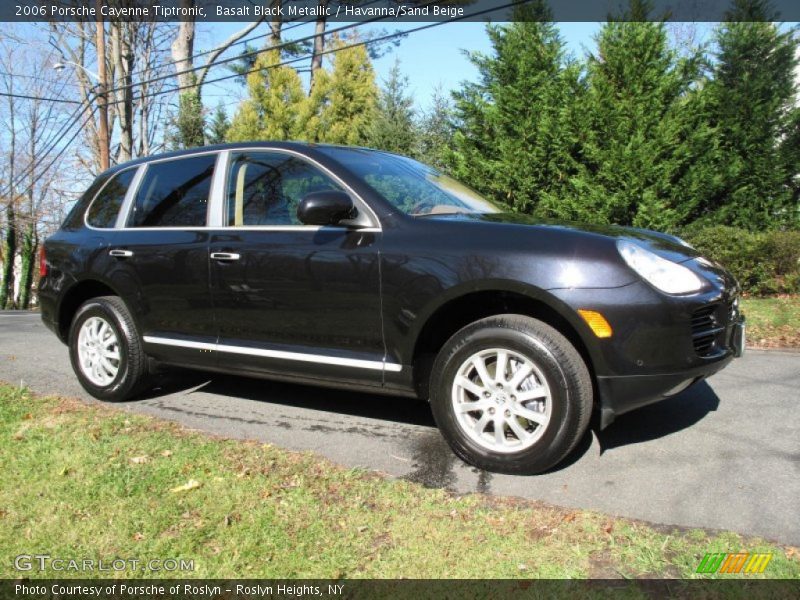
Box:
[1,383,798,580]
[741,296,800,348]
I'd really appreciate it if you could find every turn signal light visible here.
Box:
[578,309,612,338]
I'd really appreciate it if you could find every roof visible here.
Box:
[100,141,375,177]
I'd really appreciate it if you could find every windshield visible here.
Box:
[319,148,500,216]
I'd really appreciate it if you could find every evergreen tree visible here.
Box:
[304,34,378,145]
[206,103,231,145]
[539,4,704,230]
[367,60,417,155]
[697,4,799,229]
[449,1,582,214]
[227,49,307,142]
[173,86,205,149]
[416,87,455,170]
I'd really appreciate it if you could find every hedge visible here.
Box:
[681,226,800,296]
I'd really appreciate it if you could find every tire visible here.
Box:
[68,295,150,402]
[429,314,592,475]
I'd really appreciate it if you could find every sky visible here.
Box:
[199,21,606,113]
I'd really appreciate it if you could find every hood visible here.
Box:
[425,212,702,263]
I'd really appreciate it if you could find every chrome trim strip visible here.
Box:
[100,225,367,232]
[142,336,402,372]
[96,146,382,233]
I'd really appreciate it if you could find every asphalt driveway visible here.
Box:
[1,311,798,544]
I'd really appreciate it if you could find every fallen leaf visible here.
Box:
[160,450,173,458]
[786,547,798,560]
[562,512,577,523]
[603,521,614,534]
[12,425,29,440]
[59,466,71,476]
[518,563,528,571]
[130,456,149,464]
[357,525,369,533]
[170,480,202,493]
[22,413,32,420]
[133,532,144,541]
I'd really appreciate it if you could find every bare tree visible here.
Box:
[170,0,265,147]
[0,31,73,308]
[49,12,175,170]
[0,57,18,309]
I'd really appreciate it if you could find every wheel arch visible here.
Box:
[56,279,124,343]
[409,284,602,399]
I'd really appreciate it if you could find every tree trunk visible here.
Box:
[268,0,282,47]
[310,0,328,90]
[0,203,16,310]
[1,88,16,310]
[110,21,134,162]
[171,1,196,91]
[17,224,35,309]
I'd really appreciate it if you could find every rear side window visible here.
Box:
[85,168,137,229]
[129,154,216,227]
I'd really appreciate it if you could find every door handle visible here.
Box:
[210,252,241,261]
[109,249,133,258]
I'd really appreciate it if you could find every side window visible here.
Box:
[85,168,136,229]
[129,154,216,227]
[226,152,343,226]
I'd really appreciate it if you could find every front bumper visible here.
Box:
[551,264,745,429]
[596,311,745,428]
[596,345,736,429]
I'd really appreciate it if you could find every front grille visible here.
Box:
[691,304,724,357]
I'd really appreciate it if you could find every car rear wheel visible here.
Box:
[69,296,149,402]
[429,314,592,475]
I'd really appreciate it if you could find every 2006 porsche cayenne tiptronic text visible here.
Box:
[39,142,745,474]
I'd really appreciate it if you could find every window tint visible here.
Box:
[129,155,215,227]
[226,152,343,226]
[85,168,136,229]
[318,148,499,216]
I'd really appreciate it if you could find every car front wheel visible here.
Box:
[429,314,592,475]
[68,296,149,402]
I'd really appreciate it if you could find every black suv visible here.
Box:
[39,142,745,474]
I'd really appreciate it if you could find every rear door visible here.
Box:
[106,152,220,368]
[207,149,387,388]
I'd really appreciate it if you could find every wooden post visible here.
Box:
[95,0,109,171]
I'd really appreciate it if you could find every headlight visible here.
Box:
[617,240,704,294]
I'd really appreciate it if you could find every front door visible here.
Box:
[208,150,386,387]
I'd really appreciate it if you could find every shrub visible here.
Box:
[681,226,800,296]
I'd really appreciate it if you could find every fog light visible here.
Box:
[577,310,613,338]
